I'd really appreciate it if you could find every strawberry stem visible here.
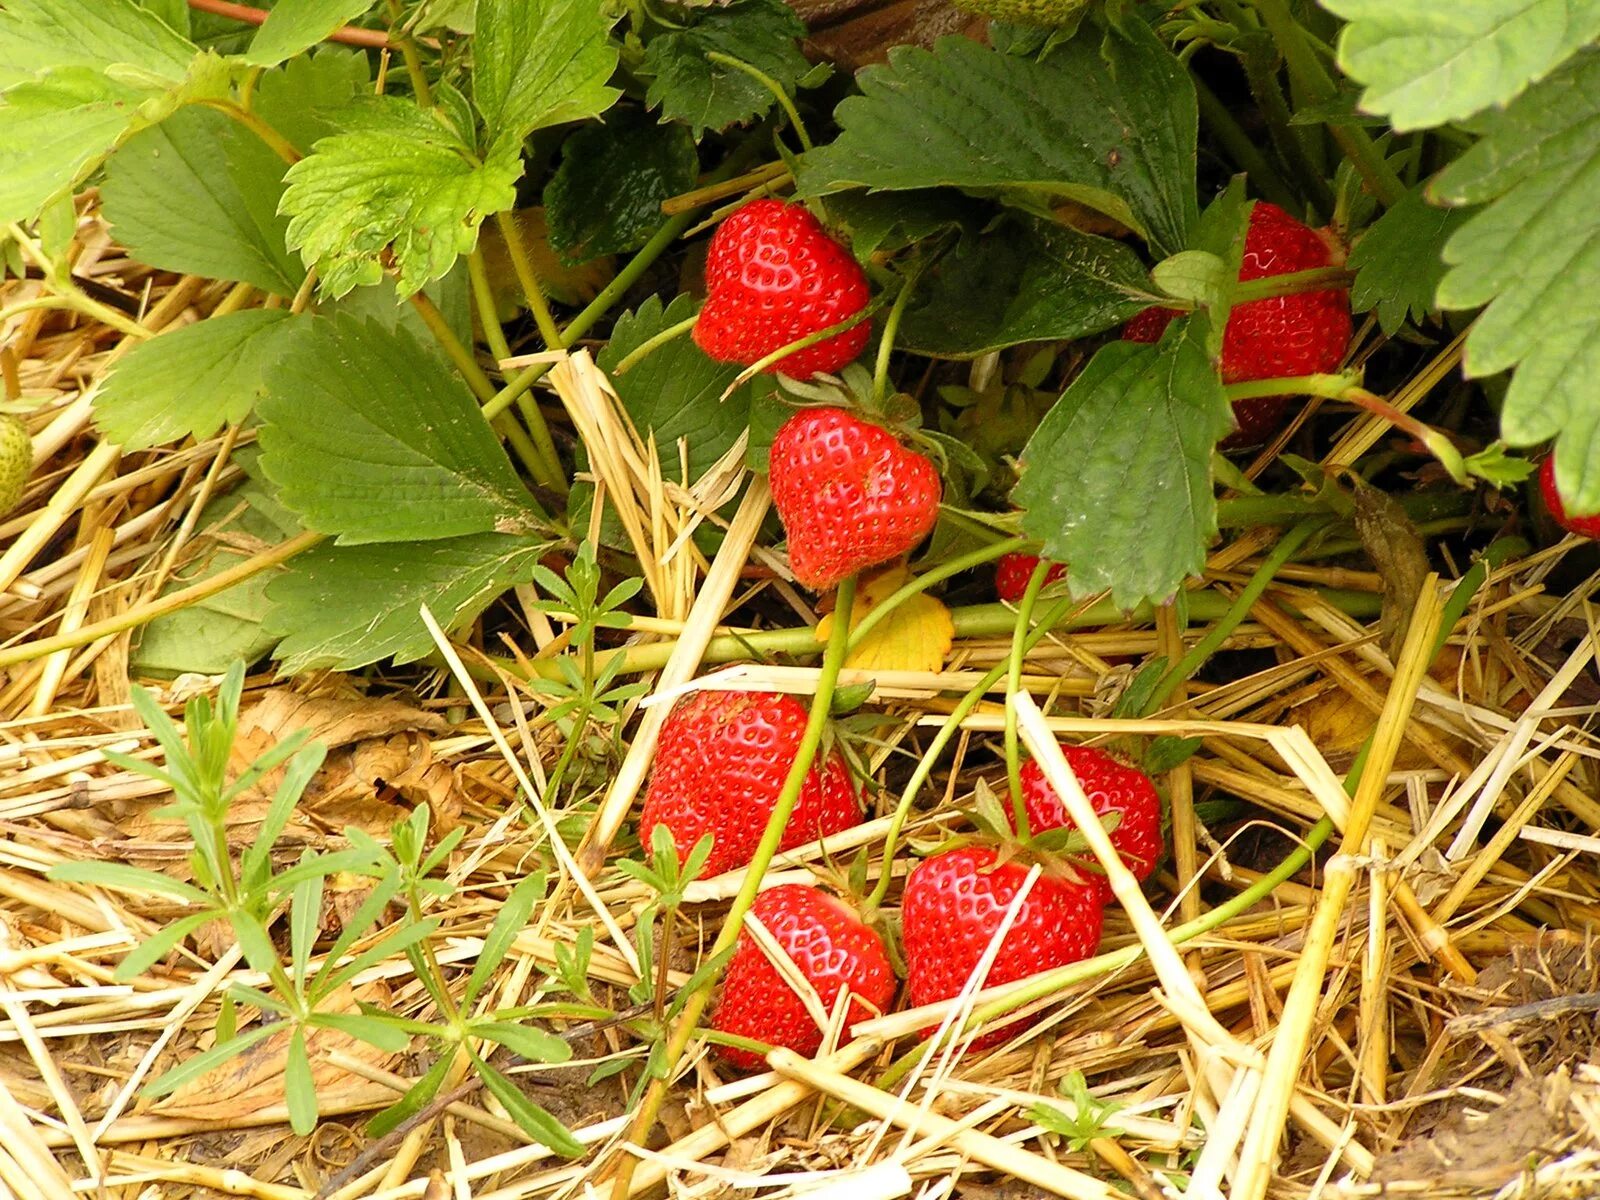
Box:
[1229,266,1355,304]
[605,574,859,1200]
[725,296,886,393]
[1145,517,1326,715]
[1223,374,1477,486]
[870,261,927,406]
[704,51,814,152]
[611,311,700,376]
[1004,557,1056,836]
[863,590,1083,914]
[847,536,1029,651]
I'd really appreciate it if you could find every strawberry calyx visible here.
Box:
[906,777,1125,893]
[777,364,925,440]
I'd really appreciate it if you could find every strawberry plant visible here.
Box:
[5,0,1600,1191]
[1,0,1582,661]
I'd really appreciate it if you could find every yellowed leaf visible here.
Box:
[816,565,953,673]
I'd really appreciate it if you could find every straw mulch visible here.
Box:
[5,207,1600,1200]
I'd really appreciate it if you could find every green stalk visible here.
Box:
[864,590,1081,913]
[847,536,1029,650]
[1192,76,1301,214]
[481,210,702,421]
[1237,36,1336,215]
[198,99,300,164]
[611,312,700,376]
[1250,0,1406,207]
[1147,517,1326,713]
[489,586,1385,685]
[491,210,565,351]
[408,289,498,403]
[606,575,859,1200]
[1005,558,1055,830]
[384,0,434,108]
[1231,266,1355,303]
[872,265,925,407]
[467,249,514,365]
[704,51,814,151]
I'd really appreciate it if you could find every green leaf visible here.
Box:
[0,0,196,88]
[132,467,303,677]
[266,532,548,671]
[253,48,372,154]
[1432,49,1600,509]
[578,295,752,547]
[0,71,152,226]
[1322,0,1600,131]
[368,1052,453,1139]
[318,917,439,996]
[544,110,697,263]
[642,0,810,136]
[145,1024,278,1098]
[247,0,380,67]
[798,21,1197,255]
[116,912,215,981]
[470,1053,583,1155]
[257,315,541,542]
[901,216,1151,358]
[473,1021,573,1063]
[1013,319,1231,608]
[1152,250,1228,306]
[280,98,522,298]
[597,295,752,475]
[102,105,305,295]
[1348,185,1469,334]
[49,860,211,904]
[465,872,547,1007]
[473,0,621,151]
[285,1030,318,1135]
[96,311,302,447]
[827,188,979,259]
[308,1011,414,1053]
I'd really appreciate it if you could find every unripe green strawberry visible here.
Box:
[0,415,31,515]
[952,0,1089,26]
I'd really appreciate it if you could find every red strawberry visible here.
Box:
[639,690,862,877]
[1124,201,1351,448]
[712,885,896,1069]
[769,407,942,590]
[994,553,1067,603]
[901,845,1102,1049]
[693,199,871,379]
[1539,456,1600,539]
[1017,747,1163,904]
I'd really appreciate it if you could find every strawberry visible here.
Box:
[639,690,862,878]
[694,199,871,379]
[901,845,1102,1048]
[1124,201,1351,448]
[712,884,896,1069]
[994,553,1066,603]
[0,414,30,515]
[1017,747,1163,904]
[1539,456,1600,539]
[769,407,942,590]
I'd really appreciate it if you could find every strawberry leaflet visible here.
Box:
[1433,49,1600,511]
[1013,317,1232,609]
